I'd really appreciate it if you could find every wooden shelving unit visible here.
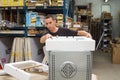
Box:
[75,4,93,32]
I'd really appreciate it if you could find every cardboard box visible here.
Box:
[2,0,7,6]
[8,0,13,6]
[2,0,24,6]
[0,0,3,6]
[112,43,120,64]
[13,0,19,6]
[19,0,24,6]
[73,22,83,28]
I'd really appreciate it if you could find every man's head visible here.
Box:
[44,15,57,32]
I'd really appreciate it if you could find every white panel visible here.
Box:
[4,60,48,80]
[46,37,95,51]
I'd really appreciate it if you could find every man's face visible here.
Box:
[44,17,56,31]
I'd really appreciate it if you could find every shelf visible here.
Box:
[27,27,48,37]
[27,26,47,30]
[0,0,74,37]
[0,30,24,37]
[0,30,24,34]
[76,5,88,9]
[76,4,92,32]
[101,17,112,49]
[0,31,24,37]
[0,6,24,10]
[7,27,25,30]
[27,6,64,14]
[0,34,25,37]
[27,34,44,37]
[0,26,48,37]
[101,18,112,20]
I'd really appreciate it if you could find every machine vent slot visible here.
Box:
[86,54,91,80]
[60,61,77,79]
[50,54,55,80]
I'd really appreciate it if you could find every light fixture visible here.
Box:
[105,0,108,2]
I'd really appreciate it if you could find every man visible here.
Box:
[40,15,92,44]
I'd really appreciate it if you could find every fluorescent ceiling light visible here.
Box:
[105,0,108,2]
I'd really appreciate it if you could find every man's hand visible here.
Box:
[77,30,92,38]
[44,34,53,39]
[40,33,53,44]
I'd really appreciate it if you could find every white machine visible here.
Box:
[46,36,95,80]
[46,36,95,51]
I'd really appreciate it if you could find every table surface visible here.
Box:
[0,72,48,80]
[0,73,97,80]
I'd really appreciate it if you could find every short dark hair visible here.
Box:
[45,14,56,20]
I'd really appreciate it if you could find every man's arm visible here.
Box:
[77,30,92,38]
[40,33,53,44]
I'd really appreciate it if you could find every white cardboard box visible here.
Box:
[46,36,95,51]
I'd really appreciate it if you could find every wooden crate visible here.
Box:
[112,43,120,64]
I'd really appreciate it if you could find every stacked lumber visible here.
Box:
[10,37,32,63]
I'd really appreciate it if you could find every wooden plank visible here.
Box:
[15,38,20,62]
[24,38,28,60]
[20,64,42,70]
[27,38,32,60]
[19,38,24,61]
[10,38,17,63]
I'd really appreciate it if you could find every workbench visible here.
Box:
[0,73,98,80]
[0,72,48,80]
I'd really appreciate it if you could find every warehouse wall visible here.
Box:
[0,38,13,64]
[30,38,44,62]
[110,0,120,38]
[75,0,120,38]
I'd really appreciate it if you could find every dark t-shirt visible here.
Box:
[49,27,77,36]
[40,27,78,48]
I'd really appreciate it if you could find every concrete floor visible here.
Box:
[92,50,120,80]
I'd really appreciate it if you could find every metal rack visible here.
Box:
[0,0,74,37]
[96,18,112,50]
[75,4,92,32]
